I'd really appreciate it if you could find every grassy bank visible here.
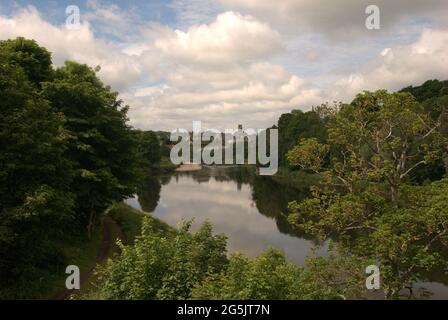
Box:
[107,202,173,244]
[41,224,103,299]
[78,203,174,300]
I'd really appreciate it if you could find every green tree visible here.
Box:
[287,90,448,298]
[0,37,53,86]
[277,110,327,166]
[290,91,445,202]
[96,218,228,300]
[287,138,329,173]
[42,61,139,238]
[0,44,74,297]
[400,80,448,182]
[133,130,161,175]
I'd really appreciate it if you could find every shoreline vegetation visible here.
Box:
[2,37,448,299]
[79,203,367,300]
[176,163,202,172]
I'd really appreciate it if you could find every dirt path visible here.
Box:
[52,215,126,300]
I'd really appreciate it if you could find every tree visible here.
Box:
[401,80,448,182]
[0,43,73,297]
[287,138,329,173]
[0,37,53,86]
[277,110,327,166]
[96,218,228,300]
[290,91,445,203]
[42,61,139,238]
[133,130,161,175]
[287,90,448,298]
[401,79,448,103]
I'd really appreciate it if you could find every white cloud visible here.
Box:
[2,4,447,132]
[124,12,322,130]
[154,11,282,66]
[0,6,143,90]
[2,8,312,130]
[220,0,448,39]
[330,28,448,101]
[126,59,323,130]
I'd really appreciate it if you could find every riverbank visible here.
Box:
[176,163,202,172]
[107,202,173,244]
[77,203,175,299]
[51,215,126,300]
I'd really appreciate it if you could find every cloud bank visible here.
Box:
[1,1,447,130]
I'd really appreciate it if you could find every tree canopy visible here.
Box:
[0,38,159,298]
[287,90,448,298]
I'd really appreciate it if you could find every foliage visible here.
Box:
[277,109,327,166]
[289,91,445,202]
[93,218,366,300]
[42,61,139,238]
[401,80,448,183]
[0,38,153,298]
[0,37,53,86]
[95,218,228,300]
[401,79,448,103]
[107,203,172,244]
[287,138,329,173]
[287,90,448,298]
[0,42,74,298]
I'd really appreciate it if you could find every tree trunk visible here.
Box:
[390,185,398,205]
[87,197,95,239]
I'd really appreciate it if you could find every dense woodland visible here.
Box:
[0,38,160,298]
[1,37,448,299]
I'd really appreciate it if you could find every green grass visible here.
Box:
[77,203,174,300]
[107,202,173,244]
[40,224,103,299]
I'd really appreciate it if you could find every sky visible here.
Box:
[0,0,447,130]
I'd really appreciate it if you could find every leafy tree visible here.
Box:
[192,248,366,300]
[401,80,448,182]
[289,91,445,202]
[133,130,161,176]
[142,131,161,165]
[277,110,327,166]
[287,90,448,298]
[0,44,73,297]
[42,61,139,238]
[287,138,329,173]
[96,218,228,300]
[0,37,53,86]
[401,79,448,103]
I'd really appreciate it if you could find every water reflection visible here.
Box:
[129,166,326,264]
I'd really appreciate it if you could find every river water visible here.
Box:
[126,166,448,299]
